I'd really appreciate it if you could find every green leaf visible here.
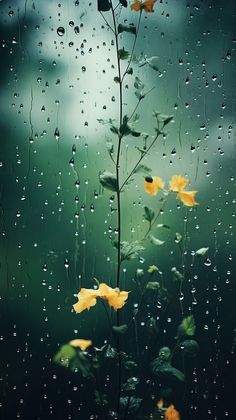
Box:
[95,390,108,407]
[158,346,171,361]
[122,377,140,391]
[157,223,170,229]
[118,48,130,60]
[110,125,119,134]
[177,315,196,338]
[126,67,133,75]
[134,77,144,91]
[151,358,185,382]
[143,205,155,222]
[118,24,136,35]
[130,129,141,137]
[171,267,184,281]
[146,281,160,290]
[134,165,152,176]
[53,344,94,378]
[181,339,199,357]
[97,0,111,11]
[112,324,128,335]
[147,265,159,274]
[195,247,209,256]
[120,241,145,262]
[119,115,132,136]
[106,141,114,154]
[119,0,128,7]
[99,171,118,192]
[123,360,138,370]
[153,112,173,126]
[120,396,142,413]
[104,344,117,359]
[150,235,165,246]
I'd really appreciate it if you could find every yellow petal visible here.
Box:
[144,176,164,196]
[143,0,157,12]
[98,283,129,310]
[156,398,164,409]
[73,288,99,313]
[177,190,198,207]
[107,290,129,310]
[169,175,189,192]
[164,404,180,420]
[69,339,92,351]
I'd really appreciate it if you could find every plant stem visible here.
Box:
[119,129,162,192]
[110,2,123,417]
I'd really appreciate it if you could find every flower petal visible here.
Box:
[143,0,157,12]
[144,176,164,196]
[169,175,189,192]
[73,288,99,313]
[98,283,129,310]
[177,190,198,207]
[130,0,142,11]
[69,339,93,351]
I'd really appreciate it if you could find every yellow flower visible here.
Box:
[73,283,129,313]
[164,404,180,420]
[144,176,164,196]
[98,283,129,310]
[169,175,189,192]
[177,190,198,207]
[69,339,92,351]
[156,398,164,409]
[73,288,99,313]
[131,0,157,13]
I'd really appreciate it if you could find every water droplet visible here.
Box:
[57,27,65,36]
[54,128,60,140]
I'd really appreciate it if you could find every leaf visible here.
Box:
[153,112,173,126]
[53,344,94,378]
[158,346,171,361]
[118,48,130,60]
[119,115,132,136]
[146,281,160,290]
[99,171,118,192]
[112,324,128,335]
[110,125,119,134]
[181,339,199,357]
[134,165,152,175]
[122,377,140,391]
[130,129,141,137]
[147,265,159,274]
[171,267,184,281]
[106,141,114,154]
[177,315,196,338]
[143,205,155,222]
[120,396,142,413]
[150,235,165,246]
[95,390,108,407]
[195,247,209,256]
[120,241,145,262]
[118,24,136,35]
[123,360,138,370]
[104,344,117,359]
[151,358,185,382]
[157,223,170,229]
[119,0,128,7]
[97,0,111,11]
[134,77,144,91]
